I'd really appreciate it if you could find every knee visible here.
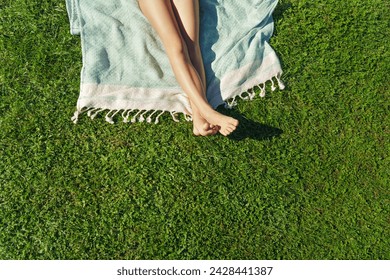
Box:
[165,37,188,59]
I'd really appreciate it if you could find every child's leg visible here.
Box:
[138,0,238,136]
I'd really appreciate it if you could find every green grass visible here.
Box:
[0,0,389,259]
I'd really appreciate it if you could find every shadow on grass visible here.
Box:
[217,107,283,141]
[272,1,292,87]
[273,0,292,23]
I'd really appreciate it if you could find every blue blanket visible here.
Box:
[66,0,284,124]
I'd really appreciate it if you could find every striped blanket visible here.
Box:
[66,0,284,124]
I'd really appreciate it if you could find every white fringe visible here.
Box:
[71,74,284,124]
[71,108,193,125]
[224,73,284,109]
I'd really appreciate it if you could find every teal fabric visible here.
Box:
[66,0,283,122]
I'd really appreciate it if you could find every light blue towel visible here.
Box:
[66,0,284,124]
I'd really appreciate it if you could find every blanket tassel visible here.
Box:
[71,108,89,124]
[70,74,284,124]
[276,73,285,90]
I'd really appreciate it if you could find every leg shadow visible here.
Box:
[217,106,283,141]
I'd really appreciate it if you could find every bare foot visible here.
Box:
[191,103,219,136]
[192,120,219,136]
[202,108,239,136]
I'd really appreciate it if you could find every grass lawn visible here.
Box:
[0,0,389,259]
